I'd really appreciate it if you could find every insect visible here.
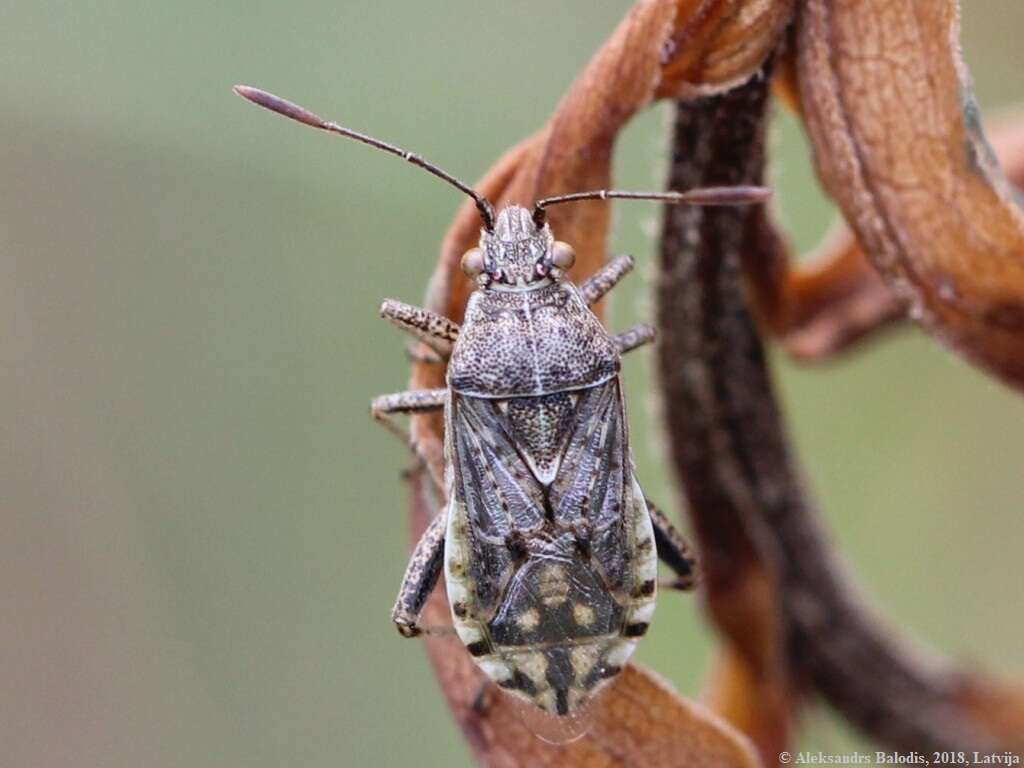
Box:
[234,85,768,719]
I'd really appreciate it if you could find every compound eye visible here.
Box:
[461,247,485,278]
[551,241,576,271]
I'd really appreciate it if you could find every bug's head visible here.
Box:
[461,205,575,289]
[234,86,771,292]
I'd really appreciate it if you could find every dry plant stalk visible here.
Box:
[657,71,798,764]
[392,0,1024,764]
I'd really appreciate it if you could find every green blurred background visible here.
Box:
[3,2,1023,765]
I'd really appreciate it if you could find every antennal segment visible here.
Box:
[531,186,770,227]
[234,85,496,230]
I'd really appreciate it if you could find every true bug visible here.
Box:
[235,85,768,719]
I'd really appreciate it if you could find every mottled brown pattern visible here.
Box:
[449,281,619,398]
[505,394,574,482]
[656,72,796,763]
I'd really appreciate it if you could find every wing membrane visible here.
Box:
[449,380,636,613]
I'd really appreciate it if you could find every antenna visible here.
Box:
[531,186,771,227]
[234,85,496,230]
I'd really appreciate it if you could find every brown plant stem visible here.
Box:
[655,68,1011,759]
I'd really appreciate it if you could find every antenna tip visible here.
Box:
[743,185,773,202]
[681,185,772,206]
[233,85,326,129]
[232,84,266,103]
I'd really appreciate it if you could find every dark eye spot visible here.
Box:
[599,664,621,679]
[624,622,649,638]
[466,640,490,657]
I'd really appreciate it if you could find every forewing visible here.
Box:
[450,394,546,614]
[450,380,636,615]
[549,380,633,595]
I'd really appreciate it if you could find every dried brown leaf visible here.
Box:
[755,59,1024,360]
[742,204,904,359]
[786,109,1024,358]
[741,43,904,358]
[657,0,796,99]
[796,0,1024,389]
[780,230,903,358]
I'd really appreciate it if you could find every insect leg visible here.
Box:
[613,324,656,355]
[580,254,635,306]
[370,388,447,443]
[646,499,700,591]
[380,299,460,358]
[391,508,447,638]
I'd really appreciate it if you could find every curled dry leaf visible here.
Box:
[774,226,904,359]
[752,51,1024,362]
[780,109,1024,360]
[740,201,905,359]
[698,571,794,763]
[749,39,903,358]
[399,0,794,763]
[656,0,796,99]
[796,0,1024,389]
